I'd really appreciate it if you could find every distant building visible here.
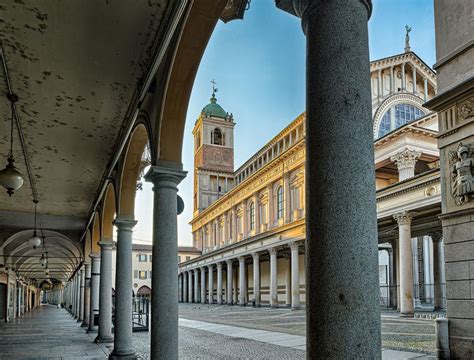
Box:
[179,49,444,311]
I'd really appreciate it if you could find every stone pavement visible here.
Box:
[0,304,108,360]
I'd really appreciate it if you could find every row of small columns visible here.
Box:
[179,242,302,309]
[393,211,446,316]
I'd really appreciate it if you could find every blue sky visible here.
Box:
[133,0,436,245]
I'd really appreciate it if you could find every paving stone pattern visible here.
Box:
[0,305,108,359]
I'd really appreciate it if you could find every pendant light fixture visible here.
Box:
[29,200,42,249]
[0,93,24,196]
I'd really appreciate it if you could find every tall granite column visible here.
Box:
[276,0,381,357]
[252,253,260,306]
[79,267,85,322]
[88,254,100,333]
[285,254,291,307]
[82,262,91,327]
[194,269,199,304]
[238,257,246,306]
[394,212,415,317]
[110,217,137,359]
[208,265,214,304]
[226,260,233,305]
[290,242,300,309]
[183,271,188,304]
[200,267,206,304]
[178,274,182,303]
[145,164,186,360]
[431,232,446,310]
[269,248,278,308]
[96,240,114,343]
[217,263,223,305]
[188,271,193,303]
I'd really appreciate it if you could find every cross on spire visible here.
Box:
[211,79,218,98]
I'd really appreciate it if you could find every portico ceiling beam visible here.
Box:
[79,0,189,243]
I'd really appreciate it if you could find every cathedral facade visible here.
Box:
[178,48,444,314]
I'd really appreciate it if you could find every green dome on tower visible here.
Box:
[201,94,228,119]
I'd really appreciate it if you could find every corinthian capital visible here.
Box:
[393,211,414,225]
[390,149,422,170]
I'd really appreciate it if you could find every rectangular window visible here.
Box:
[148,271,152,279]
[139,271,147,280]
[138,254,147,262]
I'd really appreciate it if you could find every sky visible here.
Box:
[132,0,436,245]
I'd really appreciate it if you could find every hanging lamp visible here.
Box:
[0,93,24,196]
[29,200,42,249]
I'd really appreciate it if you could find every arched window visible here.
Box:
[378,103,425,138]
[249,202,255,230]
[277,186,284,220]
[211,128,224,145]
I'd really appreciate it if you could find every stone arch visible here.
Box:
[91,212,101,254]
[118,123,150,218]
[102,182,117,240]
[372,93,427,137]
[137,285,151,297]
[155,0,228,163]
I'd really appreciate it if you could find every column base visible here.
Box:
[87,328,98,334]
[77,319,82,323]
[291,306,300,310]
[109,350,137,360]
[399,312,414,318]
[95,335,114,343]
[81,322,89,327]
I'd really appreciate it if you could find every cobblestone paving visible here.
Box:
[177,304,436,355]
[132,327,305,360]
[0,304,108,359]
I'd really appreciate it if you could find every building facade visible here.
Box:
[179,46,445,313]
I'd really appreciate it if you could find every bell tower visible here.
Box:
[192,82,235,214]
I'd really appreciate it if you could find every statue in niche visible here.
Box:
[450,142,474,205]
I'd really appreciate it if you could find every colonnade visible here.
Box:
[179,242,302,309]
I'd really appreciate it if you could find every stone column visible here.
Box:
[82,262,91,327]
[75,275,80,318]
[285,254,291,307]
[290,242,300,309]
[283,172,291,224]
[110,217,137,359]
[217,263,223,305]
[390,65,394,94]
[188,270,193,303]
[226,260,233,305]
[387,246,397,309]
[412,66,417,94]
[208,265,214,304]
[145,164,186,360]
[412,238,422,308]
[96,240,114,343]
[269,248,278,308]
[178,274,182,303]
[88,254,100,333]
[394,212,415,317]
[391,149,422,181]
[200,267,206,304]
[194,269,199,303]
[183,271,188,303]
[276,0,381,357]
[401,62,406,91]
[377,69,382,102]
[423,78,428,101]
[79,267,85,322]
[242,202,248,239]
[252,253,260,306]
[431,232,446,310]
[238,257,246,306]
[254,194,260,234]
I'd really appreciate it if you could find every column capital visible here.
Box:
[207,264,214,270]
[113,216,137,230]
[217,262,223,269]
[144,162,187,189]
[251,252,260,261]
[200,266,206,272]
[289,242,300,251]
[269,247,277,256]
[98,239,115,250]
[238,256,245,262]
[390,149,422,171]
[226,259,233,267]
[429,231,443,242]
[276,0,372,31]
[393,211,415,225]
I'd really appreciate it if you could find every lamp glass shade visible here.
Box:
[0,157,24,196]
[29,235,42,248]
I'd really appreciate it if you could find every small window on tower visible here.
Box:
[212,128,224,145]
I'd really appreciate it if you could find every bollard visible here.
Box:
[435,317,450,359]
